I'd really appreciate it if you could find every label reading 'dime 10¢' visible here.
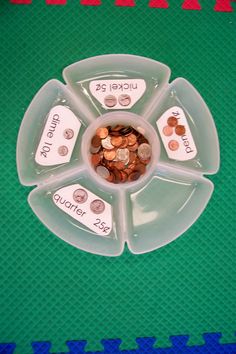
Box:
[53,184,112,236]
[157,106,197,161]
[89,79,146,110]
[35,105,81,166]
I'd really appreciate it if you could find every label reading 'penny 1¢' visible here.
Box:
[89,79,146,110]
[156,106,197,161]
[53,184,112,236]
[35,105,81,166]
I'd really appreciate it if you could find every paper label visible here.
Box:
[157,106,197,161]
[35,105,81,166]
[89,79,146,109]
[53,184,112,236]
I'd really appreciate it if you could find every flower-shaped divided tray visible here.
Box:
[17,55,220,256]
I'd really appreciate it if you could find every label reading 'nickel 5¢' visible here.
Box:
[157,106,197,161]
[89,79,146,110]
[53,184,112,236]
[35,105,81,166]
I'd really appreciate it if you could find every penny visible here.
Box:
[127,133,137,146]
[91,135,101,148]
[135,163,146,174]
[137,143,152,160]
[73,189,88,204]
[104,149,116,161]
[104,95,117,108]
[101,135,114,150]
[129,151,137,164]
[120,170,128,182]
[168,140,179,151]
[163,125,173,136]
[167,116,178,127]
[96,127,109,139]
[128,142,138,151]
[91,153,101,166]
[96,165,110,179]
[58,145,68,156]
[63,128,74,140]
[113,161,125,170]
[128,171,141,182]
[119,137,128,148]
[90,199,105,214]
[118,94,131,106]
[119,126,133,136]
[111,135,123,147]
[175,125,186,136]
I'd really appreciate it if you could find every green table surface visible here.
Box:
[0,1,235,353]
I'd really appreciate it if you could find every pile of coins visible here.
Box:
[163,116,186,151]
[90,125,152,183]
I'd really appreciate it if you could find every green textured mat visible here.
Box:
[0,1,235,353]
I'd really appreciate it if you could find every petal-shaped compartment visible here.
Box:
[63,54,170,118]
[28,170,123,256]
[147,78,220,174]
[17,80,94,186]
[127,167,213,254]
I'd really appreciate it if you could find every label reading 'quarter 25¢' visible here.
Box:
[53,184,112,236]
[157,106,197,161]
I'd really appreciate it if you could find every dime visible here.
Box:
[73,188,88,204]
[63,128,74,140]
[58,145,68,156]
[137,143,152,160]
[116,148,130,162]
[101,135,114,150]
[96,165,110,179]
[90,199,105,214]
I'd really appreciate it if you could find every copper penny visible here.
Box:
[128,171,141,182]
[168,140,179,151]
[120,170,128,182]
[140,158,151,165]
[127,133,137,146]
[167,116,178,127]
[96,127,109,139]
[128,142,138,151]
[104,149,116,161]
[111,135,123,147]
[163,125,173,136]
[91,153,101,166]
[113,161,125,170]
[135,163,146,174]
[91,135,101,148]
[175,125,186,136]
[119,137,128,148]
[129,151,136,164]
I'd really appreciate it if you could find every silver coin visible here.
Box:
[116,148,129,162]
[63,128,74,140]
[137,143,152,160]
[90,199,105,214]
[96,165,110,179]
[101,135,114,150]
[118,94,131,107]
[73,188,88,203]
[58,145,69,156]
[104,95,117,108]
[90,145,101,154]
